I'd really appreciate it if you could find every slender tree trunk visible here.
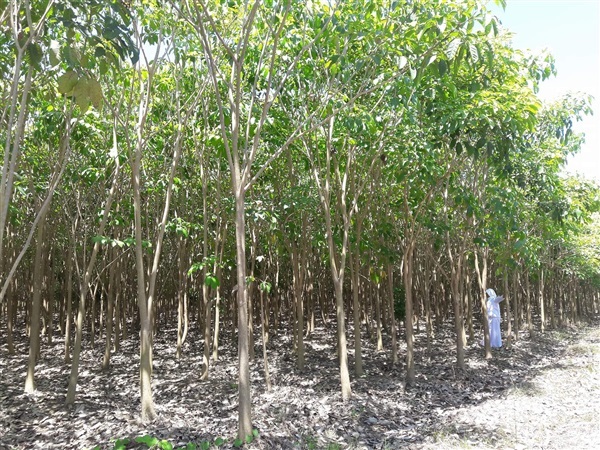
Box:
[201,157,211,378]
[466,272,474,342]
[525,270,532,332]
[114,286,121,353]
[539,269,545,333]
[291,245,305,370]
[0,51,33,271]
[212,287,220,362]
[212,222,227,362]
[46,245,54,346]
[444,195,466,369]
[66,161,120,405]
[24,211,47,393]
[234,188,252,438]
[260,289,271,391]
[512,269,519,341]
[102,248,117,370]
[423,258,433,354]
[349,250,363,375]
[403,242,415,385]
[387,264,398,365]
[65,223,78,364]
[503,270,511,344]
[201,281,211,379]
[91,283,97,348]
[176,239,186,359]
[332,275,351,399]
[132,155,156,421]
[375,281,383,352]
[6,233,15,355]
[549,270,556,329]
[474,250,492,359]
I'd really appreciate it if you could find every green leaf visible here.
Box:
[73,77,90,111]
[204,275,220,289]
[88,77,103,109]
[259,281,271,293]
[92,235,109,245]
[75,93,90,111]
[27,43,43,69]
[95,46,106,57]
[438,59,447,76]
[66,46,82,66]
[99,59,109,75]
[136,435,159,447]
[214,437,225,446]
[112,438,130,450]
[200,442,210,450]
[57,70,79,95]
[159,440,173,450]
[233,438,243,447]
[514,239,527,251]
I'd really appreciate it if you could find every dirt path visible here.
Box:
[1,319,599,449]
[421,325,600,449]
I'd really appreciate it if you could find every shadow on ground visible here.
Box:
[1,314,597,449]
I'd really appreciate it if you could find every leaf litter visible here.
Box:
[0,316,599,449]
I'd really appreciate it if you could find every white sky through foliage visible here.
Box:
[490,0,600,182]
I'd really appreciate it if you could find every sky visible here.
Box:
[489,0,600,182]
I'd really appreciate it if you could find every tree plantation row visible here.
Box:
[1,0,600,442]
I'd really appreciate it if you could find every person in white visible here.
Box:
[485,288,505,348]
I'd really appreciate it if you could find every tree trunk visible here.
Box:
[6,234,16,355]
[474,250,492,359]
[332,275,351,399]
[102,248,117,370]
[466,271,474,342]
[525,270,532,332]
[349,250,364,376]
[512,269,519,341]
[451,253,465,370]
[403,243,415,385]
[539,269,545,333]
[375,281,383,352]
[132,157,156,421]
[66,163,119,404]
[260,289,271,391]
[234,188,252,439]
[46,244,54,346]
[291,244,305,370]
[387,264,398,365]
[24,211,47,393]
[503,270,511,343]
[212,287,220,362]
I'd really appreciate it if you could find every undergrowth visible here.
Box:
[91,430,259,450]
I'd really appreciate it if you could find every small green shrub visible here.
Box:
[102,434,229,450]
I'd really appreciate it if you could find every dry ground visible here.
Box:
[1,314,599,450]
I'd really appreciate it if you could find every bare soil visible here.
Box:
[1,316,599,450]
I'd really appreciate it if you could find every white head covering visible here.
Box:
[486,288,496,298]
